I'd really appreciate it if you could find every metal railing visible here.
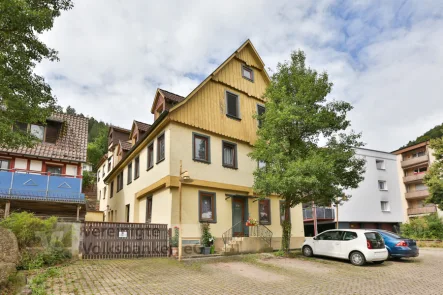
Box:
[0,169,84,203]
[303,207,335,220]
[221,220,273,249]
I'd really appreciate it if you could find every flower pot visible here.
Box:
[200,246,211,255]
[171,247,178,257]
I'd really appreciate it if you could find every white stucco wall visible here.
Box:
[338,148,404,223]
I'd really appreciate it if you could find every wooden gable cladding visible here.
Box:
[169,41,269,145]
[169,80,262,145]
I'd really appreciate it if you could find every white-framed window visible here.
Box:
[30,124,45,141]
[378,180,387,190]
[381,201,390,212]
[375,159,385,170]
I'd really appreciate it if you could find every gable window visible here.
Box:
[257,104,265,128]
[381,201,390,212]
[147,143,154,170]
[199,191,216,223]
[226,91,240,119]
[146,196,153,223]
[378,180,387,191]
[0,159,10,171]
[157,134,165,163]
[30,124,45,141]
[134,156,140,179]
[259,199,271,225]
[242,65,254,82]
[117,171,124,192]
[376,159,385,170]
[127,162,133,184]
[279,200,291,225]
[110,181,114,198]
[222,141,237,169]
[193,133,210,163]
[46,165,62,175]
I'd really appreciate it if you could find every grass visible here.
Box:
[1,272,27,295]
[29,267,61,295]
[417,240,443,248]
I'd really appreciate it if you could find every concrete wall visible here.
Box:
[339,148,404,224]
[85,211,104,222]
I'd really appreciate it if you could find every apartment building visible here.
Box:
[0,113,88,221]
[393,141,440,220]
[304,148,404,235]
[98,40,305,252]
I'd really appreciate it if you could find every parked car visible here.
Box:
[302,229,388,266]
[373,230,419,259]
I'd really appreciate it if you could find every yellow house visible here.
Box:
[100,40,305,253]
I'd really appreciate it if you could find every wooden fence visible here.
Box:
[81,222,169,259]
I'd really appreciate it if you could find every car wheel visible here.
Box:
[373,261,384,264]
[349,251,366,266]
[302,246,313,257]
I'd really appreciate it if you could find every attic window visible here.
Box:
[226,91,240,120]
[45,121,61,144]
[242,65,254,82]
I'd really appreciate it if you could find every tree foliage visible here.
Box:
[87,127,108,171]
[0,0,73,148]
[249,50,366,252]
[424,137,443,209]
[400,123,443,149]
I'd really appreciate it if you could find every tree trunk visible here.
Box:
[281,200,292,254]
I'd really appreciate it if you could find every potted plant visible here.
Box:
[170,226,179,257]
[246,217,257,227]
[200,223,213,255]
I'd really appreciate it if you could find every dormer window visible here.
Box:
[242,65,254,82]
[16,121,61,143]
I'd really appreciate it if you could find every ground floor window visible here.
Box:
[146,196,152,223]
[199,191,216,223]
[259,199,271,225]
[0,159,10,171]
[46,165,62,175]
[126,204,130,222]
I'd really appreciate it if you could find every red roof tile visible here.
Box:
[159,89,185,103]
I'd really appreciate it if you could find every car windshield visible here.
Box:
[380,231,404,239]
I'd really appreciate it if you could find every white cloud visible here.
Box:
[36,0,443,151]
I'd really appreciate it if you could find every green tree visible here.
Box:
[424,137,443,209]
[65,105,77,115]
[249,50,366,253]
[0,0,73,148]
[87,127,108,171]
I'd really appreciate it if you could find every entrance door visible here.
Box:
[232,198,245,236]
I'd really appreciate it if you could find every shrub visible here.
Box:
[0,212,57,249]
[201,223,213,247]
[170,227,179,247]
[401,214,443,240]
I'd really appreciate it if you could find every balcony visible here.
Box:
[303,207,335,221]
[401,155,429,168]
[405,189,430,200]
[407,206,437,215]
[0,170,85,203]
[403,173,426,184]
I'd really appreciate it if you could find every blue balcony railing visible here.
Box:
[0,169,85,203]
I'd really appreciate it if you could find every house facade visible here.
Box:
[98,40,305,252]
[393,141,442,221]
[304,148,404,235]
[0,113,88,221]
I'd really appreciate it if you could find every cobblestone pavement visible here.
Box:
[47,248,443,295]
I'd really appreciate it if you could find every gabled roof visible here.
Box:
[392,141,429,154]
[150,88,185,113]
[134,121,151,132]
[0,113,88,162]
[108,125,130,135]
[119,140,132,151]
[169,39,270,113]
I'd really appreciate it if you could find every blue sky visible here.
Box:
[37,0,443,151]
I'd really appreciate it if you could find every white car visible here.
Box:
[302,229,388,266]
